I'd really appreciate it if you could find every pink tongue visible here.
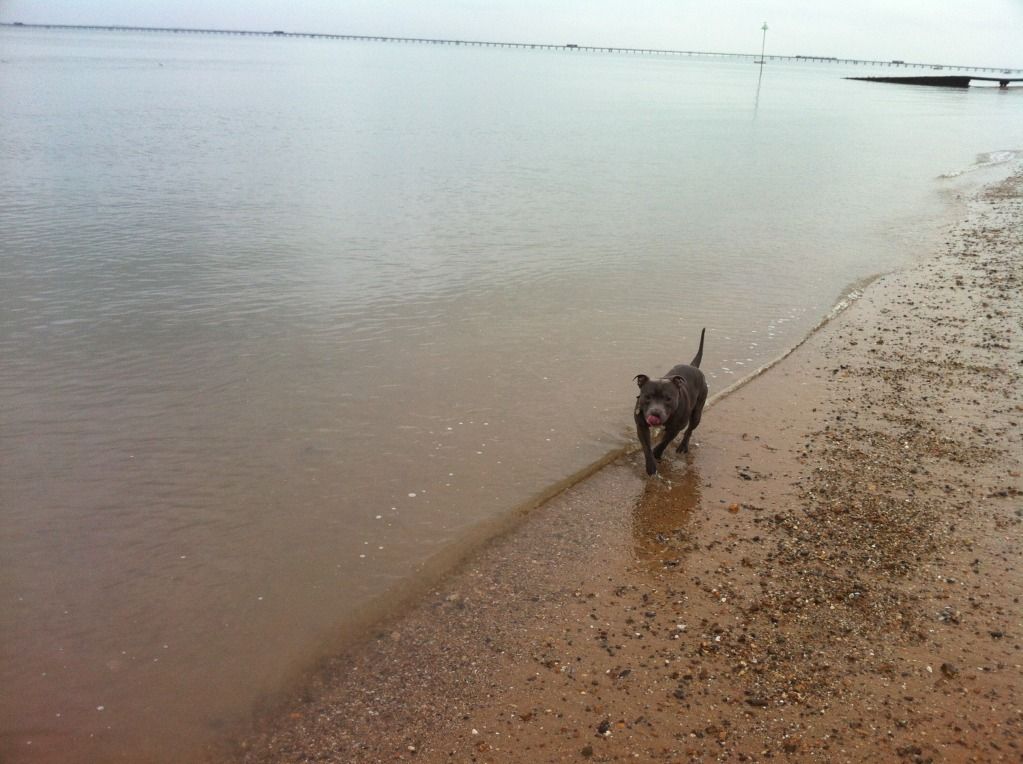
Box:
[646,415,661,427]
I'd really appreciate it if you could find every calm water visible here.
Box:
[1,28,1020,762]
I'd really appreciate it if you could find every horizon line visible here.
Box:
[2,21,1020,74]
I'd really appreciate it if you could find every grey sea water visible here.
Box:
[1,27,1020,762]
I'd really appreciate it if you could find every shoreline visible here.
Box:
[216,167,1021,762]
[230,275,894,693]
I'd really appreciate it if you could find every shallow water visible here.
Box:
[1,28,1021,761]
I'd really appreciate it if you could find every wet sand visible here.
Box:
[215,169,1021,763]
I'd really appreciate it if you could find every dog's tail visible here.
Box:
[691,328,705,368]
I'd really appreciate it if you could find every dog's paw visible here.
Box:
[645,461,658,476]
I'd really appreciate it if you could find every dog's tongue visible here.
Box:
[646,414,662,427]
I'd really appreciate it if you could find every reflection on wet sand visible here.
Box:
[630,457,703,572]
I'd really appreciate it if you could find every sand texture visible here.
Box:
[218,169,1022,763]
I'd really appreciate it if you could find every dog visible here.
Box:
[633,328,708,476]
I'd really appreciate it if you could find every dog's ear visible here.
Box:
[670,375,685,390]
[634,374,649,388]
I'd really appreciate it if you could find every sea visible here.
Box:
[1,26,1020,763]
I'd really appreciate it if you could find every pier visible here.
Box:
[847,75,1022,88]
[2,22,1021,75]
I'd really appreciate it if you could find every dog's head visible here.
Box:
[634,374,685,427]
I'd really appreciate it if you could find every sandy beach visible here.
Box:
[215,168,1021,763]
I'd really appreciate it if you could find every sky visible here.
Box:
[1,1,1021,69]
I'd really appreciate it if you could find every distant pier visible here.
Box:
[847,75,1021,88]
[2,22,1021,75]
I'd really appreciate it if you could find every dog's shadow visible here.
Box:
[630,456,703,574]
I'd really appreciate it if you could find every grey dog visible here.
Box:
[633,328,708,476]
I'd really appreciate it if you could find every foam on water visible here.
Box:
[940,148,1020,177]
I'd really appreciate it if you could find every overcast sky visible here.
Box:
[2,1,1021,69]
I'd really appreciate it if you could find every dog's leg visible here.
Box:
[677,392,707,453]
[677,425,695,453]
[635,416,658,475]
[653,422,683,460]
